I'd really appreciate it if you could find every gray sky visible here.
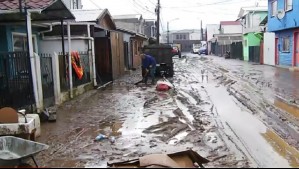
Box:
[82,0,268,32]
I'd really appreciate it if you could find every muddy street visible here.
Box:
[36,54,299,168]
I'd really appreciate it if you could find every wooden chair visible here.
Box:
[0,107,19,123]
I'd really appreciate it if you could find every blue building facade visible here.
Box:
[268,0,299,67]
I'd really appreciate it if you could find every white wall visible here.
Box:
[39,39,88,54]
[263,32,275,66]
[189,32,201,40]
[243,12,266,34]
[222,25,243,34]
[207,24,219,41]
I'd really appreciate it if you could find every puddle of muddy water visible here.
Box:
[205,84,292,168]
[274,97,299,119]
[262,130,299,168]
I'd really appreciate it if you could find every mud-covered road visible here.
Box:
[36,54,299,168]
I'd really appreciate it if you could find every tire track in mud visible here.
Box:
[171,58,252,167]
[204,58,299,151]
[193,56,299,167]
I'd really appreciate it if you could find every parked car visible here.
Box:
[198,45,207,55]
[172,46,182,58]
[192,46,200,54]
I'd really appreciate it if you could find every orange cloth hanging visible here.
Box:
[71,51,84,80]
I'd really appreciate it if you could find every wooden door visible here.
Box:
[95,37,112,83]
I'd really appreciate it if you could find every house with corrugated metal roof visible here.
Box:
[238,6,268,63]
[0,0,75,112]
[112,14,149,69]
[39,8,127,104]
[210,21,243,58]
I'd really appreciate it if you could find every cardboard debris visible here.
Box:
[107,150,209,168]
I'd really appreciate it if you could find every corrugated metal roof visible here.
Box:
[71,9,104,22]
[0,0,75,21]
[238,6,268,18]
[113,14,142,20]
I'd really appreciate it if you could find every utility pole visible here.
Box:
[167,21,169,44]
[156,0,160,44]
[201,20,203,41]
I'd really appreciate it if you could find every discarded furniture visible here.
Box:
[0,108,41,141]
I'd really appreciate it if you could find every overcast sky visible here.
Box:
[82,0,268,32]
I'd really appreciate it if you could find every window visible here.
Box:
[180,35,183,40]
[150,26,156,38]
[282,37,290,52]
[271,1,278,16]
[285,0,293,11]
[13,33,37,52]
[176,35,179,40]
[72,0,80,9]
[183,35,186,40]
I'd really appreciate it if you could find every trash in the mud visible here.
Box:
[48,108,57,122]
[94,134,108,142]
[156,80,173,91]
[40,107,57,122]
[110,136,116,144]
[107,150,209,168]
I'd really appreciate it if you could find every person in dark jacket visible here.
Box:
[141,53,156,85]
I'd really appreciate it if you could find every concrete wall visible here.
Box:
[222,25,243,34]
[207,24,220,41]
[243,33,261,61]
[268,0,299,32]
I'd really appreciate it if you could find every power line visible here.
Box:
[163,0,249,9]
[148,0,156,6]
[88,0,102,9]
[130,0,146,14]
[132,0,155,15]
